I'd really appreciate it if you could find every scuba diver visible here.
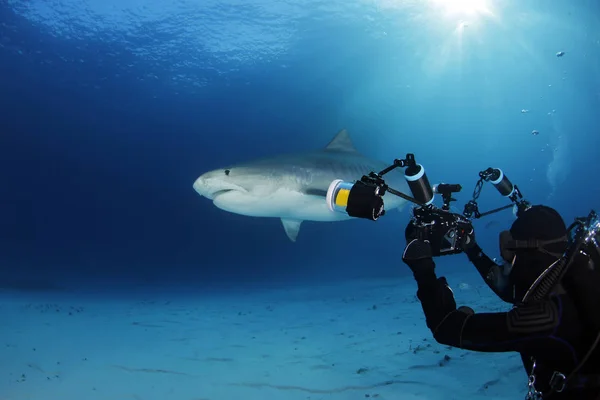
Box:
[402,204,600,399]
[325,153,600,399]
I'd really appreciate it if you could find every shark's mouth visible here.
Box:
[212,189,234,199]
[194,175,248,200]
[209,185,248,200]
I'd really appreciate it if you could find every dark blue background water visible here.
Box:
[1,0,599,291]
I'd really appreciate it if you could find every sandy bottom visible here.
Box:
[1,272,526,400]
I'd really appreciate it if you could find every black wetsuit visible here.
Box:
[410,243,600,399]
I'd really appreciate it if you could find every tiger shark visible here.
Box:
[192,129,410,241]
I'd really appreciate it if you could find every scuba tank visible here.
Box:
[522,210,600,397]
[522,210,600,331]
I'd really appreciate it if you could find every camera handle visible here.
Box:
[362,154,427,207]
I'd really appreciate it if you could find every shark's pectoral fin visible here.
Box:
[281,218,303,242]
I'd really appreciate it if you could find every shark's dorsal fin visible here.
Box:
[324,129,357,153]
[281,218,302,242]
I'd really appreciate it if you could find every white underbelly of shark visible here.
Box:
[212,187,352,222]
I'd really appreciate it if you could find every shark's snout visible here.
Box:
[192,176,210,197]
[193,172,246,200]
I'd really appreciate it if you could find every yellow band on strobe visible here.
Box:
[335,188,350,207]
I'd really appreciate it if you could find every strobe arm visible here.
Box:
[464,167,530,219]
[377,154,417,177]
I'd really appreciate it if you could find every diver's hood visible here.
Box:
[493,205,569,304]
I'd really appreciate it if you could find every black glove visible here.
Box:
[402,238,433,262]
[459,224,477,253]
[460,226,481,260]
[402,238,436,282]
[404,222,433,263]
[404,221,422,243]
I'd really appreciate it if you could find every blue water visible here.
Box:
[0,0,599,394]
[2,0,599,288]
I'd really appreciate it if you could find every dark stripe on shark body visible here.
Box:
[302,164,372,198]
[304,188,328,197]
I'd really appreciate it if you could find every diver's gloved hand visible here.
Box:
[404,222,432,262]
[461,226,476,248]
[403,239,433,262]
[402,239,436,282]
[459,224,478,255]
[404,221,421,243]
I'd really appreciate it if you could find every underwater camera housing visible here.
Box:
[326,153,532,256]
[409,203,474,256]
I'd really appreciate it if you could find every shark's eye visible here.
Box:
[224,169,230,176]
